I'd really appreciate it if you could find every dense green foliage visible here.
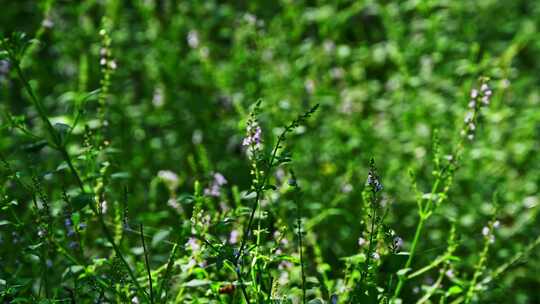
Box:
[1,1,540,303]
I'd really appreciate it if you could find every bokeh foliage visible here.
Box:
[1,0,540,303]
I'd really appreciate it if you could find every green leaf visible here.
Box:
[21,140,48,153]
[71,193,94,211]
[151,230,170,247]
[111,172,130,179]
[183,279,211,288]
[447,285,463,295]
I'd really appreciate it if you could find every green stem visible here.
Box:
[12,59,149,302]
[361,191,378,282]
[140,224,155,304]
[392,216,426,301]
[392,177,441,302]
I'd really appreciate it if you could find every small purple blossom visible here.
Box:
[0,60,10,75]
[393,236,403,251]
[242,123,262,149]
[229,229,240,244]
[186,237,201,252]
[204,172,228,197]
[367,170,383,192]
[358,237,367,247]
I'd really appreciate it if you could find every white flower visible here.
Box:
[304,79,315,94]
[187,30,200,48]
[42,18,54,29]
[482,226,490,236]
[358,237,366,247]
[158,170,180,190]
[229,229,239,244]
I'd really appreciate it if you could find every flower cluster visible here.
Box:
[158,170,180,191]
[204,172,227,197]
[64,216,78,249]
[366,161,383,193]
[242,119,262,151]
[463,80,492,141]
[99,30,117,71]
[481,220,500,243]
[187,30,200,48]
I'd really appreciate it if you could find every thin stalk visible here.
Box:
[140,224,154,304]
[392,178,441,302]
[392,216,426,301]
[233,133,284,304]
[156,243,178,301]
[361,190,378,282]
[298,212,306,304]
[12,59,149,302]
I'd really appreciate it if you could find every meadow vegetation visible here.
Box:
[1,1,540,303]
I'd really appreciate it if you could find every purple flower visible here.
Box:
[229,229,240,244]
[367,171,383,192]
[242,124,262,148]
[186,237,201,252]
[204,172,227,197]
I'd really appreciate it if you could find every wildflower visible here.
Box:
[358,237,366,247]
[229,229,239,244]
[167,198,180,211]
[158,170,180,191]
[242,120,262,150]
[46,259,53,268]
[367,167,383,193]
[42,18,54,29]
[392,236,404,251]
[152,87,164,107]
[100,200,108,213]
[493,220,500,228]
[445,269,455,279]
[372,252,380,260]
[341,183,353,193]
[304,79,315,94]
[243,13,257,25]
[279,261,293,269]
[187,30,200,48]
[37,228,47,238]
[186,237,201,252]
[192,129,203,145]
[330,67,345,80]
[278,271,289,285]
[323,40,336,53]
[186,258,197,269]
[131,296,139,304]
[482,226,490,237]
[204,172,227,197]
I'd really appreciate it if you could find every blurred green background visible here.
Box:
[1,0,540,302]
